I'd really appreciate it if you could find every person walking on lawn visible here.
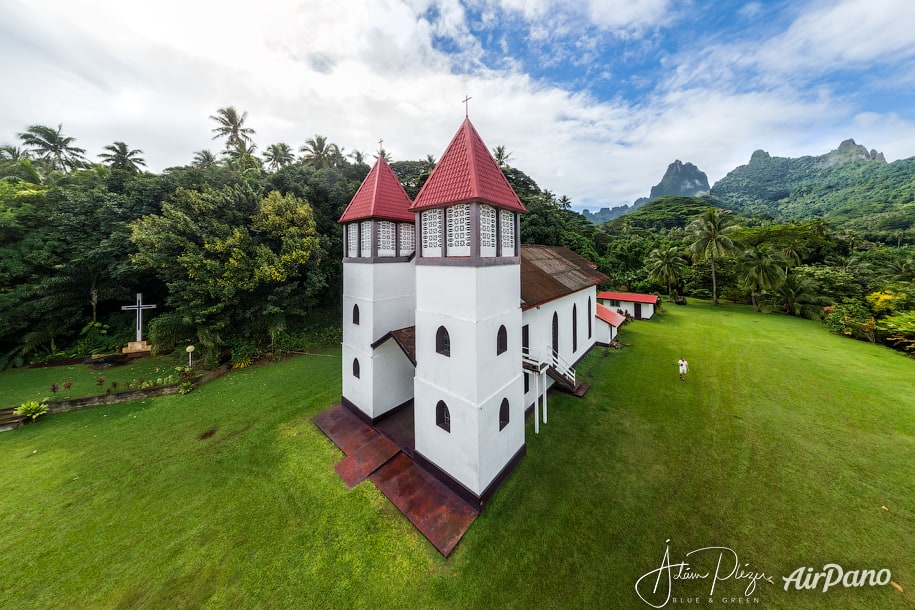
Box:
[678,357,689,382]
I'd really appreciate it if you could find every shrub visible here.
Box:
[15,400,49,421]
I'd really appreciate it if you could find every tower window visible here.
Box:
[436,400,450,432]
[500,209,515,255]
[496,325,508,355]
[352,304,360,325]
[499,398,510,431]
[435,326,451,357]
[353,358,360,379]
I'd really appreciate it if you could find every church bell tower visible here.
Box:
[410,117,527,508]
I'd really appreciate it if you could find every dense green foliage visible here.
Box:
[1,305,913,608]
[3,118,915,365]
[710,143,915,244]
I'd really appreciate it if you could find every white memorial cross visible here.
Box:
[122,293,156,343]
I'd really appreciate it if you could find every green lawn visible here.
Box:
[0,303,913,609]
[0,352,188,408]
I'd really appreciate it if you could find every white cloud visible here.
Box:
[1,0,914,211]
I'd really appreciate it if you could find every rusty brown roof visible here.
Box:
[371,326,416,365]
[520,245,608,309]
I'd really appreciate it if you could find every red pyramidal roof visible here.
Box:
[410,118,526,213]
[338,156,414,223]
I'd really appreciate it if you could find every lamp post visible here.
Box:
[186,345,195,368]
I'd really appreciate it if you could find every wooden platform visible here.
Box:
[313,404,478,556]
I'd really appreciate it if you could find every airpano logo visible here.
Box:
[782,563,892,592]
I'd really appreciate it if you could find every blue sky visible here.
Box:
[2,0,915,212]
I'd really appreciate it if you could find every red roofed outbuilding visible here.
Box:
[596,291,660,320]
[594,303,626,345]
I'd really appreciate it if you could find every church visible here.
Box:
[336,116,616,511]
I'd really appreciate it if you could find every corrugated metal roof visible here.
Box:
[338,156,415,223]
[371,326,416,365]
[597,291,659,304]
[411,118,527,213]
[595,303,626,327]
[520,245,608,309]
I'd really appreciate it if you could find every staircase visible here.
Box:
[522,348,589,397]
[0,407,26,431]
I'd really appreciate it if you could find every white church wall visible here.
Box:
[343,262,415,344]
[342,343,373,416]
[476,375,524,491]
[414,380,481,493]
[520,288,599,404]
[371,340,415,417]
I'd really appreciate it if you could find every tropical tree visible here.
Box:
[0,145,28,162]
[300,135,339,168]
[223,140,260,172]
[373,147,393,163]
[191,149,218,169]
[687,208,741,305]
[647,246,688,301]
[18,124,87,172]
[774,273,830,318]
[209,106,256,150]
[492,145,513,167]
[263,143,295,172]
[98,141,146,172]
[739,245,786,312]
[348,149,367,166]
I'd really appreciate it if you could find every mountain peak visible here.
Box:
[828,139,885,165]
[647,160,710,200]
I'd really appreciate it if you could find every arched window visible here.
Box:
[499,398,510,430]
[352,304,360,325]
[436,400,450,432]
[572,303,578,353]
[352,358,360,379]
[496,325,508,355]
[588,297,592,338]
[436,326,451,357]
[551,312,559,359]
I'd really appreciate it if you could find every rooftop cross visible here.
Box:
[121,293,156,343]
[463,95,472,118]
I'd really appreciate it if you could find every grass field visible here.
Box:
[0,352,187,408]
[0,302,912,609]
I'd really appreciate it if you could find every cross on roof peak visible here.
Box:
[463,95,472,118]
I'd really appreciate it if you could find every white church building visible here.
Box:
[338,117,608,509]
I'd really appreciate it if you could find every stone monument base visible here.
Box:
[122,341,152,354]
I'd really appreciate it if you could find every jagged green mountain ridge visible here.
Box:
[710,140,915,233]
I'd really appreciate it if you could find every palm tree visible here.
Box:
[0,145,28,162]
[209,106,255,150]
[775,273,830,319]
[739,245,786,312]
[263,143,295,172]
[492,145,513,167]
[191,149,218,169]
[372,147,392,163]
[300,135,339,168]
[98,141,146,172]
[222,140,260,172]
[687,208,741,305]
[18,124,87,172]
[647,246,688,301]
[348,149,368,166]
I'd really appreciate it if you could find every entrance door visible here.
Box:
[634,303,642,320]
